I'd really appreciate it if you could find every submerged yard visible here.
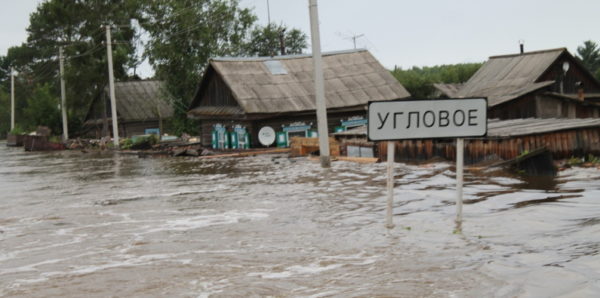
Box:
[1,142,599,297]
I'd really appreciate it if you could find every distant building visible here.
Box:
[455,48,600,119]
[84,80,174,138]
[187,49,410,148]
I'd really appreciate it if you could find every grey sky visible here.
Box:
[2,0,600,77]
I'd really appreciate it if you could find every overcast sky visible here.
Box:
[2,0,600,77]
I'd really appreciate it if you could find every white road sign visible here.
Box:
[368,98,487,141]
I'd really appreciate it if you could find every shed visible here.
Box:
[455,48,600,119]
[84,80,174,138]
[188,49,410,148]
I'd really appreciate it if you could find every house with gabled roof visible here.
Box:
[84,80,174,138]
[455,48,600,119]
[187,49,410,148]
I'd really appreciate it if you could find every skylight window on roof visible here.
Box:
[264,60,288,75]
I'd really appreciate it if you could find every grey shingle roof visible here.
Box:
[433,83,464,98]
[109,80,174,121]
[456,48,565,106]
[194,49,410,114]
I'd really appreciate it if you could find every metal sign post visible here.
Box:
[386,141,395,229]
[368,98,487,229]
[456,138,464,231]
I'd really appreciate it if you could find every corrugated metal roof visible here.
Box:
[109,80,174,121]
[334,118,600,138]
[198,49,410,114]
[456,48,565,106]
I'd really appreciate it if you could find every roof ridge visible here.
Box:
[211,48,368,62]
[489,47,567,59]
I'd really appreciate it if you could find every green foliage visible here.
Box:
[587,154,600,164]
[242,23,308,57]
[9,126,25,135]
[120,138,133,150]
[0,87,9,138]
[141,0,255,103]
[566,155,600,167]
[566,156,584,166]
[23,83,61,133]
[517,150,530,159]
[0,0,142,138]
[141,0,257,134]
[127,134,159,150]
[576,40,600,75]
[391,63,482,98]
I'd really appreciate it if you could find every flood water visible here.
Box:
[1,141,600,297]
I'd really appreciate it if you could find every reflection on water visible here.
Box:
[1,142,600,297]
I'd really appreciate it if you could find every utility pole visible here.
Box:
[106,25,119,147]
[10,67,15,131]
[308,0,330,168]
[266,0,271,25]
[59,46,69,141]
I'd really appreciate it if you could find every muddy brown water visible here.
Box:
[1,142,600,297]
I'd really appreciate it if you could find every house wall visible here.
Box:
[84,120,168,139]
[377,127,600,164]
[489,95,537,119]
[199,70,238,107]
[122,120,162,137]
[535,95,566,118]
[534,94,600,119]
[538,53,600,94]
[199,110,368,148]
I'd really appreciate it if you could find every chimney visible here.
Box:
[519,40,524,54]
[576,81,585,100]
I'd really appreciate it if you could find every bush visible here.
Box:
[9,125,25,135]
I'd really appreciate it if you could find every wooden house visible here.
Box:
[335,118,600,164]
[84,80,174,138]
[455,48,600,119]
[187,49,410,148]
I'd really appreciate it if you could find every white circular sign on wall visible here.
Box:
[258,126,276,147]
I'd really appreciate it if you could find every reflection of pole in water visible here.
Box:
[114,153,121,177]
[455,138,464,232]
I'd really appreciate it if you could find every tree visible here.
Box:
[140,0,256,134]
[391,63,482,98]
[10,0,142,136]
[0,87,9,138]
[576,40,600,76]
[242,23,308,57]
[23,83,62,133]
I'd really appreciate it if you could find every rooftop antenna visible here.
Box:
[336,31,365,49]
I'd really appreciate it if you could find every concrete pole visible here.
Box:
[106,25,119,147]
[10,67,15,131]
[59,46,69,141]
[386,141,395,229]
[455,138,464,230]
[308,0,330,168]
